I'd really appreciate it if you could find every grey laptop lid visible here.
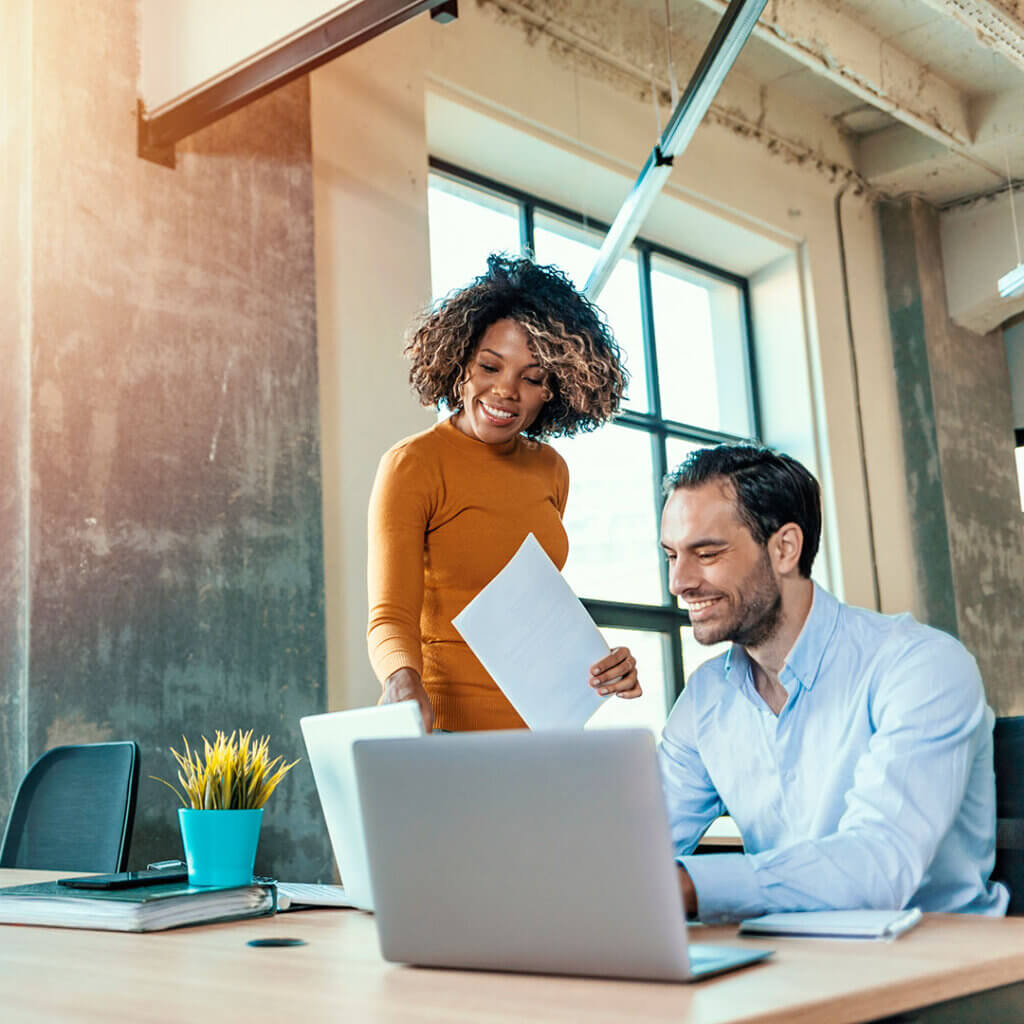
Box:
[299,703,423,911]
[354,729,772,982]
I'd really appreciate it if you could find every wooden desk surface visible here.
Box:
[3,870,1024,1023]
[698,816,744,849]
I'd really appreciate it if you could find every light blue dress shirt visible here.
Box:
[659,585,1009,923]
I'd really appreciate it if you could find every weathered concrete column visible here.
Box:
[879,198,1024,713]
[0,0,32,822]
[1,0,331,879]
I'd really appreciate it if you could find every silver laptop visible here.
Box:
[299,703,424,911]
[353,729,773,982]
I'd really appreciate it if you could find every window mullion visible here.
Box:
[740,281,761,439]
[650,428,672,609]
[637,246,662,420]
[637,246,674,612]
[520,201,534,258]
[666,627,685,705]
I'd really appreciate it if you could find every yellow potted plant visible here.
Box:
[154,730,298,887]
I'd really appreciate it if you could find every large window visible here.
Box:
[427,161,759,732]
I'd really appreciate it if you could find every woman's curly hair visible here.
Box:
[405,253,628,439]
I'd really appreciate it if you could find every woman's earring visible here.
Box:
[454,378,465,405]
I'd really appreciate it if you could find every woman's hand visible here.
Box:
[379,667,435,732]
[589,646,642,699]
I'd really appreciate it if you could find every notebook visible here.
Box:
[739,908,923,939]
[0,878,276,932]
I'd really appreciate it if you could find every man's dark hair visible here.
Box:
[663,444,822,578]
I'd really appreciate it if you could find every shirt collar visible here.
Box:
[721,583,839,692]
[779,583,839,691]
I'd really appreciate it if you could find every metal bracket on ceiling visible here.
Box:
[431,0,459,23]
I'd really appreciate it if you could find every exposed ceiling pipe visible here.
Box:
[584,0,769,300]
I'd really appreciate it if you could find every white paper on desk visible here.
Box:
[451,533,609,730]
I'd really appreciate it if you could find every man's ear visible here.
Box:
[769,522,804,576]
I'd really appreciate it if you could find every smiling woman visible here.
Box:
[450,319,550,445]
[367,254,641,732]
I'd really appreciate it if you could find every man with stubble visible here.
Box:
[658,444,1007,922]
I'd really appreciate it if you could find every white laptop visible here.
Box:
[299,702,424,911]
[353,729,773,982]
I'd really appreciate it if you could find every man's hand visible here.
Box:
[677,864,698,918]
[589,646,642,699]
[379,667,434,732]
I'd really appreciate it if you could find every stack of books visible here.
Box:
[0,878,276,932]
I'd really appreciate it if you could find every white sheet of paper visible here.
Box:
[451,534,609,730]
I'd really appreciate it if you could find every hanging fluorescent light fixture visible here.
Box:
[1000,154,1024,299]
[585,0,769,300]
[999,264,1024,299]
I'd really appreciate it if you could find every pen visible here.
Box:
[883,907,923,939]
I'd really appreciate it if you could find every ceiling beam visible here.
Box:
[916,0,1024,74]
[137,0,454,168]
[692,0,996,174]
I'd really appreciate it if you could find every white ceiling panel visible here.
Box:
[891,16,1023,95]
[765,68,872,119]
[818,0,940,39]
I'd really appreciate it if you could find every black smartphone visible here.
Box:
[57,868,188,890]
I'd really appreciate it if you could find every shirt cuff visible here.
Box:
[680,853,765,923]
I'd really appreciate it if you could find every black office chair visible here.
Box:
[0,741,140,872]
[994,716,1024,915]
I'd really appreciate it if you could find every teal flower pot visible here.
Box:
[178,807,263,887]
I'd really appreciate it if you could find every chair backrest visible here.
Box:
[994,716,1024,915]
[0,741,140,872]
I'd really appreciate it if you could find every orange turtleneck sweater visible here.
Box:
[367,418,569,731]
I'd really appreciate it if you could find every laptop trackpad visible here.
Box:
[687,943,774,981]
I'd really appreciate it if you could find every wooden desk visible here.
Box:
[2,870,1024,1023]
[698,816,744,851]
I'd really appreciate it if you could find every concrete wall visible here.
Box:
[1,0,331,880]
[879,199,1024,713]
[1007,319,1024,430]
[877,202,960,639]
[0,0,32,821]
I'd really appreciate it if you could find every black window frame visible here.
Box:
[428,157,762,710]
